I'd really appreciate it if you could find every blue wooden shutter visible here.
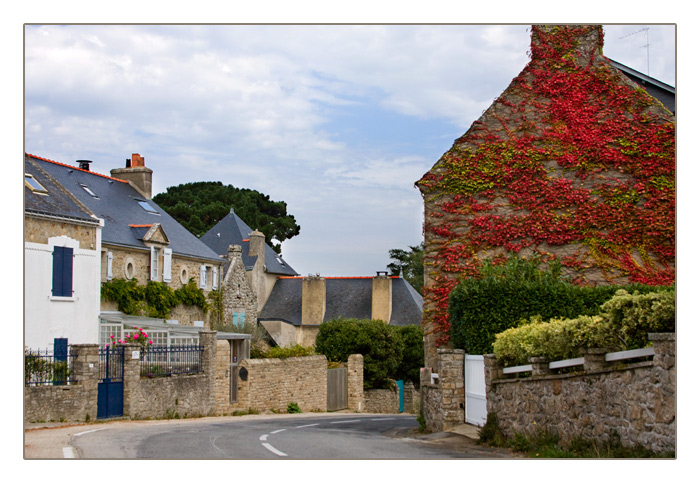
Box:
[52,246,73,297]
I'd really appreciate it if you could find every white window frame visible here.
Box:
[200,265,207,289]
[150,246,159,281]
[106,251,113,281]
[212,266,218,290]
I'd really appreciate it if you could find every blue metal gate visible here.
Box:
[397,380,405,413]
[98,346,124,419]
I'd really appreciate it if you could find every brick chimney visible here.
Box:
[110,153,153,199]
[371,271,392,323]
[301,274,326,325]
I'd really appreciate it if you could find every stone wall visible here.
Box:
[234,355,329,413]
[363,380,419,414]
[347,354,364,412]
[24,333,219,424]
[364,381,400,414]
[420,349,465,432]
[124,331,217,420]
[484,334,675,453]
[24,344,100,423]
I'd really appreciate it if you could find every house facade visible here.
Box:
[25,153,225,348]
[416,25,675,368]
[24,156,104,349]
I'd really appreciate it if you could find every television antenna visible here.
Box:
[620,26,650,76]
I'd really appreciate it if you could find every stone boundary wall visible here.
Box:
[124,331,217,419]
[24,332,219,424]
[364,381,399,414]
[234,355,329,413]
[364,380,419,415]
[24,344,100,423]
[25,336,371,422]
[420,349,465,432]
[484,333,675,453]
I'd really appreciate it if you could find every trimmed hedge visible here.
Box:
[448,257,671,355]
[493,289,676,366]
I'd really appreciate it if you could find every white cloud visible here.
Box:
[23,23,676,276]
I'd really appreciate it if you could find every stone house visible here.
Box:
[24,155,104,349]
[200,208,299,331]
[415,25,675,368]
[257,273,423,347]
[201,210,423,348]
[25,153,224,347]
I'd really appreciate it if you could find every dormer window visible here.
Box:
[25,174,48,194]
[137,200,159,214]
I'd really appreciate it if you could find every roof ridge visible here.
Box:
[26,153,129,183]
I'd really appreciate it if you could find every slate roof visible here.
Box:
[200,208,298,276]
[258,277,423,326]
[24,156,99,225]
[609,59,675,114]
[26,154,221,262]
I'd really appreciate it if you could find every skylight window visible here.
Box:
[80,183,99,198]
[25,174,48,194]
[137,200,159,214]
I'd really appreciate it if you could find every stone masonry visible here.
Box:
[420,349,465,432]
[484,333,675,453]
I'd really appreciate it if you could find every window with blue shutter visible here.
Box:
[52,246,74,297]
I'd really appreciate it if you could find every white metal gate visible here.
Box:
[465,354,487,426]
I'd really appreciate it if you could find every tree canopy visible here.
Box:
[387,243,424,293]
[152,181,300,252]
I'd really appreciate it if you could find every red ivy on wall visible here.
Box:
[417,26,675,346]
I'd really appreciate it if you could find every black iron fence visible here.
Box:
[140,344,204,378]
[24,348,76,386]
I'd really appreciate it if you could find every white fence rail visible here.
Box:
[501,347,655,376]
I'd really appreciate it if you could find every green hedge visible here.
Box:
[448,257,670,355]
[493,289,676,366]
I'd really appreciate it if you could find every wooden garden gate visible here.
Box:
[327,367,348,411]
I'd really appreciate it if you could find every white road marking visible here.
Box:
[74,428,106,437]
[271,429,287,434]
[62,447,75,458]
[259,434,268,441]
[371,418,396,421]
[330,419,362,424]
[262,442,287,457]
[295,423,319,429]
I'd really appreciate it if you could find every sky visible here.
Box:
[22,22,676,277]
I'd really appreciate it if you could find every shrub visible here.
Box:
[286,402,302,414]
[449,256,668,355]
[315,317,404,389]
[393,324,424,385]
[493,289,675,365]
[258,344,316,359]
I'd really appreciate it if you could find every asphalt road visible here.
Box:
[24,413,517,459]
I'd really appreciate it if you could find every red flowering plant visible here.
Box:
[416,26,675,347]
[107,326,155,351]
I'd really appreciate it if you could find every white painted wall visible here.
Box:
[24,234,101,349]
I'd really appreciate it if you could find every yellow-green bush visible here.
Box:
[493,289,675,366]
